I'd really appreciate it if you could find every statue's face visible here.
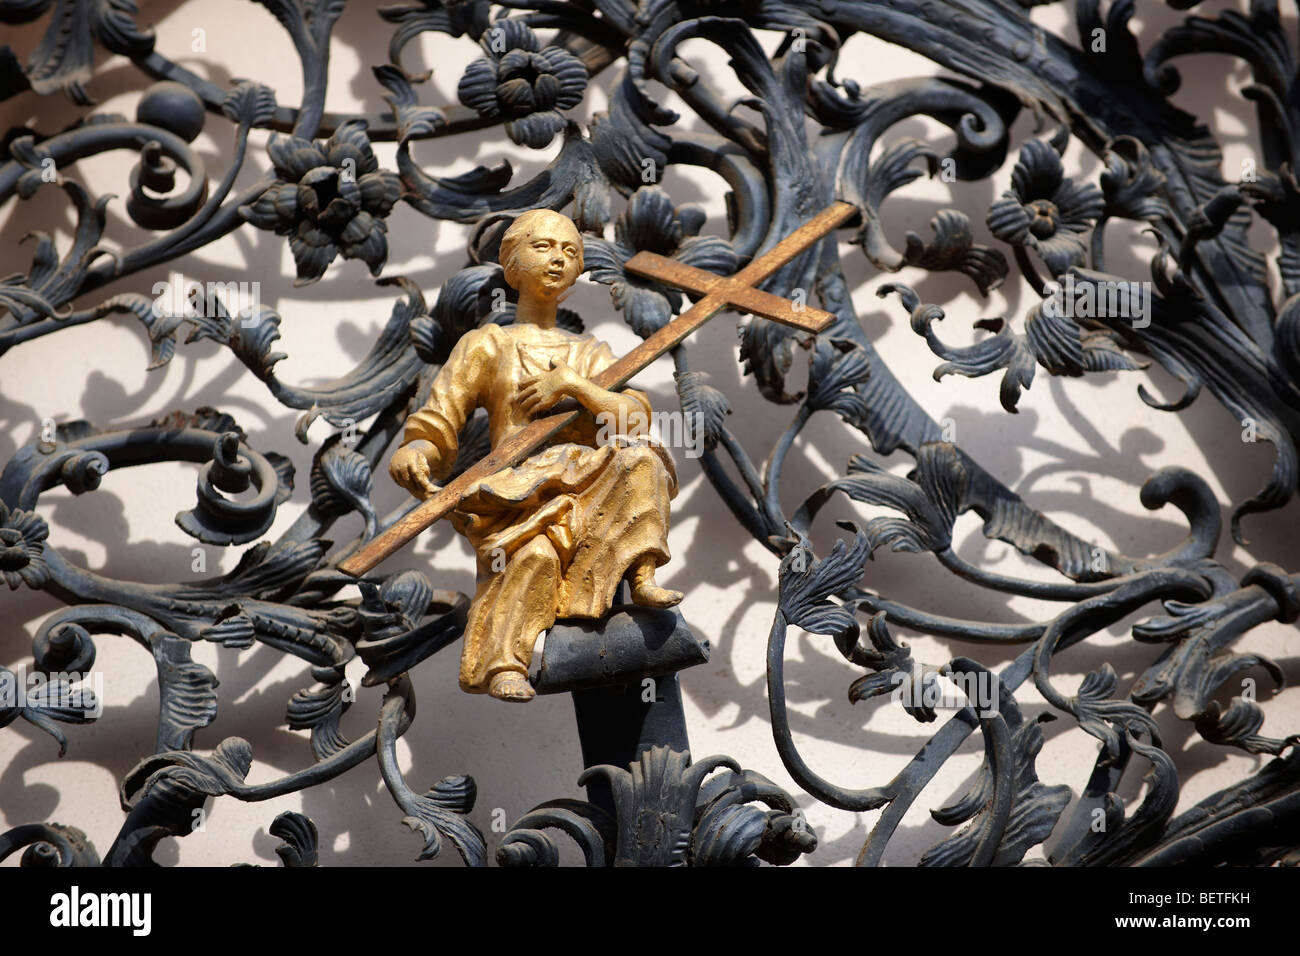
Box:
[508,219,582,299]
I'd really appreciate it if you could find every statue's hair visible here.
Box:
[499,209,583,289]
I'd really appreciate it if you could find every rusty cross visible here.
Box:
[339,200,857,577]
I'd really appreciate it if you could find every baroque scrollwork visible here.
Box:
[1,0,1298,867]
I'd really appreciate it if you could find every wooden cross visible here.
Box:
[338,200,857,577]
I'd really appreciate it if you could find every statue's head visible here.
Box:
[499,209,583,301]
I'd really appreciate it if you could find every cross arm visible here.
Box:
[624,252,835,332]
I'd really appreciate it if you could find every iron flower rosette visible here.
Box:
[0,501,49,590]
[239,121,402,285]
[585,187,737,338]
[456,19,588,149]
[987,139,1104,278]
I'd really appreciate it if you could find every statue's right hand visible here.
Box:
[389,441,440,499]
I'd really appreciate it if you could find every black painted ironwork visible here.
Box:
[1,0,1298,867]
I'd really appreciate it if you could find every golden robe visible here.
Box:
[402,322,679,693]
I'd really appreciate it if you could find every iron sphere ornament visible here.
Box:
[1,0,1298,871]
[135,81,207,143]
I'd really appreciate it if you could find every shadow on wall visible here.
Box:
[1,0,1297,867]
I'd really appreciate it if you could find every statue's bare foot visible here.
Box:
[629,558,683,609]
[489,671,535,702]
[631,583,684,608]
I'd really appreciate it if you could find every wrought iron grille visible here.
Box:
[1,0,1298,868]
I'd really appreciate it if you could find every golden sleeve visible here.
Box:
[402,327,495,481]
[580,338,653,423]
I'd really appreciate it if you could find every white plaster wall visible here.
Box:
[1,0,1296,866]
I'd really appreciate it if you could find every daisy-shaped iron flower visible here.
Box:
[0,501,49,590]
[456,19,588,149]
[239,121,402,286]
[585,187,737,339]
[987,139,1104,278]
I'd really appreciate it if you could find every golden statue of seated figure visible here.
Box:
[389,209,682,702]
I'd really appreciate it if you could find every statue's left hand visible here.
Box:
[519,358,584,417]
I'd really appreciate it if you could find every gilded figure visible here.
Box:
[389,209,682,701]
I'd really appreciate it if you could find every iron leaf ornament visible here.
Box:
[1,0,1298,869]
